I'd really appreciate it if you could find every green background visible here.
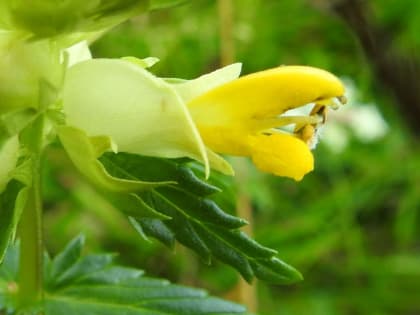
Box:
[42,1,420,314]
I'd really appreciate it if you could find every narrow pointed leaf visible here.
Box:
[54,254,114,288]
[157,187,247,229]
[48,234,85,283]
[75,266,143,285]
[132,218,175,248]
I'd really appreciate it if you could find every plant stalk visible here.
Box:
[18,117,44,308]
[218,0,235,66]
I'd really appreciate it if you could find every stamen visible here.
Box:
[337,95,347,105]
[328,96,347,109]
[254,115,323,130]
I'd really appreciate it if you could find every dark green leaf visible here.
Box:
[139,191,211,262]
[191,220,254,282]
[138,190,301,284]
[100,153,220,196]
[106,192,170,220]
[99,153,302,284]
[250,257,304,284]
[157,187,247,229]
[132,217,175,248]
[53,254,114,288]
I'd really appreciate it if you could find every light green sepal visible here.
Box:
[206,149,234,176]
[122,56,159,68]
[63,58,209,176]
[173,63,242,104]
[58,126,173,192]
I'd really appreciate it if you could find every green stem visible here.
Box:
[18,117,44,308]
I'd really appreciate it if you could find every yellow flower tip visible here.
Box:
[249,133,314,181]
[189,65,345,122]
[188,64,345,179]
[251,64,345,97]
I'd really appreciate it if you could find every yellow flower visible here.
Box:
[62,58,344,183]
[187,66,346,181]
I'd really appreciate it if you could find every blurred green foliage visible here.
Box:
[42,0,420,314]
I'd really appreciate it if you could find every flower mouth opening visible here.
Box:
[262,96,346,148]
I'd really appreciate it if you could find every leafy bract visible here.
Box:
[99,152,303,284]
[0,236,247,315]
[58,126,171,193]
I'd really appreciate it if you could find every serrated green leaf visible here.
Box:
[75,266,143,285]
[191,220,254,282]
[249,257,303,284]
[53,253,114,288]
[123,276,170,287]
[59,284,206,303]
[139,191,211,262]
[48,234,85,285]
[100,152,219,196]
[0,235,248,315]
[188,161,237,214]
[141,297,246,314]
[157,187,247,229]
[98,152,301,284]
[132,217,175,248]
[45,294,245,315]
[205,224,277,258]
[138,189,301,284]
[46,281,245,315]
[107,192,170,220]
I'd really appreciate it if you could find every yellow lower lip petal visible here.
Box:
[197,125,251,156]
[248,133,314,181]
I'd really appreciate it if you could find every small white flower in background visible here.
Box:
[321,79,388,153]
